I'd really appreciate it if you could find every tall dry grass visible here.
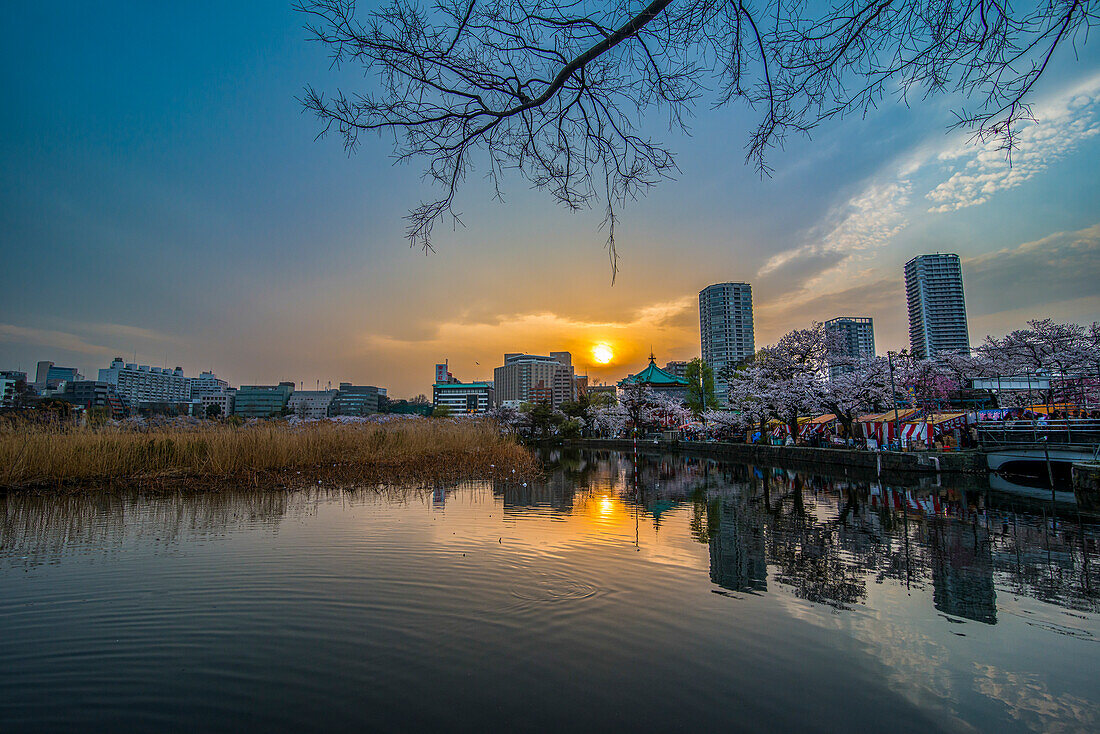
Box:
[0,418,539,490]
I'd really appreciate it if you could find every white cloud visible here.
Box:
[759,179,912,277]
[925,75,1100,212]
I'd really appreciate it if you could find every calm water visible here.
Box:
[2,449,1098,733]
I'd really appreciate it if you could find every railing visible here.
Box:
[975,420,1100,450]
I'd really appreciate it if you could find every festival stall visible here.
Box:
[898,412,969,446]
[857,409,922,446]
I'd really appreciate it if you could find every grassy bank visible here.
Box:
[0,418,539,490]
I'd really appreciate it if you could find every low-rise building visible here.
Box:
[587,384,617,403]
[433,381,494,414]
[287,390,339,419]
[198,388,236,417]
[0,370,27,408]
[57,381,127,419]
[332,383,385,416]
[619,354,691,401]
[234,383,294,418]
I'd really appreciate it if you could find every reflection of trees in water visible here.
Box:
[0,490,299,564]
[0,486,438,566]
[577,451,1100,616]
[756,471,867,609]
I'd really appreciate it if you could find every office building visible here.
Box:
[58,381,127,420]
[493,352,575,408]
[433,381,494,414]
[99,358,190,408]
[332,384,385,416]
[700,283,755,405]
[287,389,338,419]
[233,383,294,418]
[825,317,876,379]
[35,361,83,390]
[905,254,970,359]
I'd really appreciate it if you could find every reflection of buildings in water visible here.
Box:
[708,495,767,593]
[928,520,997,624]
[533,449,1100,614]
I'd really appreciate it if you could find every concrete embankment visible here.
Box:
[567,439,988,475]
[1073,462,1100,511]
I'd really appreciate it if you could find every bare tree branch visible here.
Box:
[297,0,1098,273]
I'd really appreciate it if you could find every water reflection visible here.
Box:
[2,450,1099,733]
[532,448,1100,618]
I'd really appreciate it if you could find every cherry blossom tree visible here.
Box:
[817,357,893,438]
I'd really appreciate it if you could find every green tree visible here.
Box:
[684,358,716,417]
[205,403,223,419]
[431,404,452,418]
[558,396,591,420]
[524,402,563,439]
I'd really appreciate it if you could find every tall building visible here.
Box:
[824,317,876,380]
[699,283,755,405]
[493,352,575,408]
[35,361,83,390]
[98,358,190,409]
[905,254,970,359]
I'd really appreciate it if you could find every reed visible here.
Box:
[0,418,539,490]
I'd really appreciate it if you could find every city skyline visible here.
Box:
[2,4,1098,397]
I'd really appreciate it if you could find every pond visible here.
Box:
[1,449,1098,733]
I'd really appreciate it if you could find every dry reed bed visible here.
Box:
[0,419,539,490]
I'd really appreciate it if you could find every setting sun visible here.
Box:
[592,343,614,364]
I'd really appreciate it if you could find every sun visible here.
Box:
[592,343,614,364]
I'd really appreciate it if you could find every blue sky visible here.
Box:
[2,2,1098,396]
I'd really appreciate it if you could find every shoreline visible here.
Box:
[559,438,988,475]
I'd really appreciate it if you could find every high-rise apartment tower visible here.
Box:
[904,254,970,359]
[824,317,876,380]
[699,283,755,405]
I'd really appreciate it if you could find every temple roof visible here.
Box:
[619,356,690,386]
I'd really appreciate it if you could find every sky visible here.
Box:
[2,2,1099,397]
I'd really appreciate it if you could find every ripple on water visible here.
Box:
[509,572,600,603]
